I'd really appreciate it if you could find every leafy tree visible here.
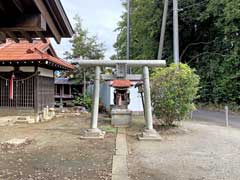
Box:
[113,0,240,108]
[66,15,105,60]
[64,15,105,93]
[113,0,163,60]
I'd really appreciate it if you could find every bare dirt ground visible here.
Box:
[0,113,115,180]
[128,118,240,180]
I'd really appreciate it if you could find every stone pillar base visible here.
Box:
[80,128,105,139]
[138,129,162,141]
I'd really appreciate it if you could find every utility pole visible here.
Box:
[127,0,132,73]
[158,0,169,60]
[173,0,180,65]
[127,0,130,60]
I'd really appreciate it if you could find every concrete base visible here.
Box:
[138,129,162,141]
[80,128,105,139]
[111,109,132,127]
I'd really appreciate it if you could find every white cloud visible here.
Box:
[52,0,124,59]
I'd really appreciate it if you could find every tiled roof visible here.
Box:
[55,78,74,85]
[112,80,132,88]
[0,39,74,70]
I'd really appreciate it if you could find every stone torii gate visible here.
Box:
[78,60,166,140]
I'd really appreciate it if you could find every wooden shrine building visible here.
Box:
[0,0,74,44]
[54,78,85,107]
[0,40,73,120]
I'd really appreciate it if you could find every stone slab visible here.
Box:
[112,155,128,175]
[112,174,128,180]
[117,127,126,134]
[112,127,128,180]
[3,138,30,146]
[116,134,128,156]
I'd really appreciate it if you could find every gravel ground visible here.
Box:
[128,118,240,180]
[0,113,115,180]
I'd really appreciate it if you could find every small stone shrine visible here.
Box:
[111,79,132,127]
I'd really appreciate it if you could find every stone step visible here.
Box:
[14,116,35,124]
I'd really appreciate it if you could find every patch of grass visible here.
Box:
[100,125,116,134]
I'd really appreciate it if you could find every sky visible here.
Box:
[52,0,124,59]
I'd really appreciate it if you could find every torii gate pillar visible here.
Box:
[81,66,105,139]
[138,66,162,140]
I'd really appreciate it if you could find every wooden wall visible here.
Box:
[35,76,55,113]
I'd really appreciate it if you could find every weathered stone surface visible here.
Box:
[112,155,128,175]
[138,129,162,141]
[80,128,105,139]
[4,138,30,146]
[0,137,32,151]
[112,127,128,180]
[116,134,128,156]
[111,109,132,127]
[112,174,128,180]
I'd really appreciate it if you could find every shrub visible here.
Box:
[73,94,92,110]
[151,63,200,126]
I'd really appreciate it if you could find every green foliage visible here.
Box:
[100,125,116,134]
[151,64,200,126]
[113,0,162,60]
[66,15,105,60]
[113,0,240,107]
[64,15,105,83]
[73,94,92,110]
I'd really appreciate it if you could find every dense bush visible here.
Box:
[151,63,200,126]
[73,94,92,110]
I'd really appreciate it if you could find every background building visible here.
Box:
[0,40,73,121]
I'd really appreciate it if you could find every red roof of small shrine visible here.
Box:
[0,39,74,70]
[112,80,132,88]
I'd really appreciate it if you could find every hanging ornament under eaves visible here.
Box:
[9,73,15,100]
